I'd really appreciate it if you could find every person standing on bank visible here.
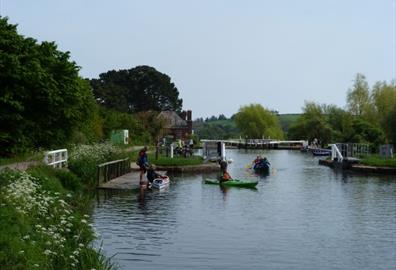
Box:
[137,146,149,185]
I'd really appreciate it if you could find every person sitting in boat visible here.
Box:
[221,169,233,182]
[218,159,232,182]
[253,155,262,165]
[219,159,227,169]
[146,165,165,184]
[262,156,270,165]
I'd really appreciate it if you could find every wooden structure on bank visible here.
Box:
[97,158,131,186]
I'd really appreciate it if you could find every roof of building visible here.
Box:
[158,111,187,128]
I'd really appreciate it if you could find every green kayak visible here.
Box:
[205,179,258,188]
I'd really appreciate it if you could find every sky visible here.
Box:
[1,0,395,118]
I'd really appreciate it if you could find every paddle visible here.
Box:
[245,163,253,169]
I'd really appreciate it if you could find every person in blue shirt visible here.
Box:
[137,146,148,185]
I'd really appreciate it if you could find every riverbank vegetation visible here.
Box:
[288,74,396,149]
[68,143,127,188]
[360,155,396,167]
[0,142,131,269]
[0,143,129,269]
[0,167,115,270]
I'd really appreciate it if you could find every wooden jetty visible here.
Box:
[96,159,219,190]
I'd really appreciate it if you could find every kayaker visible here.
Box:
[137,146,149,185]
[218,159,232,182]
[221,169,233,182]
[253,155,262,165]
[219,159,228,171]
[262,156,270,165]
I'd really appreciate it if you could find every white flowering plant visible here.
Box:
[0,168,115,270]
[68,143,125,187]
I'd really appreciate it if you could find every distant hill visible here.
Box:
[193,114,301,139]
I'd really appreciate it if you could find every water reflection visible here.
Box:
[93,149,396,270]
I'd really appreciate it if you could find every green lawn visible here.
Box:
[149,153,204,166]
[360,155,396,167]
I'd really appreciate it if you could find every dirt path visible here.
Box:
[0,161,41,172]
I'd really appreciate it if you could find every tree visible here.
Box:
[0,17,97,155]
[323,105,354,143]
[234,104,284,139]
[218,114,227,120]
[347,73,372,117]
[348,118,385,149]
[383,106,396,146]
[288,102,332,145]
[90,66,183,113]
[371,80,396,144]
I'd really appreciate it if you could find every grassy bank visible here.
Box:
[0,166,115,270]
[129,148,204,166]
[360,155,396,167]
[150,154,204,166]
[0,143,127,270]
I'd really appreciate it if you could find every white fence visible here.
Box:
[331,144,344,162]
[44,149,68,168]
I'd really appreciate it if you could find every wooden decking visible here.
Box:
[97,162,220,190]
[97,170,166,190]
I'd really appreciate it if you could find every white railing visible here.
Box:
[331,144,343,162]
[44,149,68,168]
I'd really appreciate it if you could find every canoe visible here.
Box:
[151,176,170,189]
[311,149,331,156]
[253,161,270,172]
[205,179,258,188]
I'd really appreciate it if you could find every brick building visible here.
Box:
[158,110,193,140]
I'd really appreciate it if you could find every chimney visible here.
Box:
[187,110,192,135]
[180,111,187,120]
[187,110,192,121]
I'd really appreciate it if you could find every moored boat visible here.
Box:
[311,148,331,156]
[151,176,170,189]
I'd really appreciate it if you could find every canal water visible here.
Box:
[93,149,396,270]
